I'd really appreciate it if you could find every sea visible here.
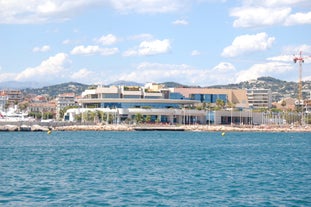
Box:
[0,131,310,207]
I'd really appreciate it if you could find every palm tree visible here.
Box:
[215,99,225,110]
[134,113,143,124]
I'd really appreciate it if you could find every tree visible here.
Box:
[281,100,287,111]
[134,113,143,124]
[18,102,29,112]
[145,115,151,123]
[59,106,78,119]
[43,112,53,120]
[226,101,235,110]
[215,99,225,110]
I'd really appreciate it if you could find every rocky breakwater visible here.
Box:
[0,124,50,132]
[54,124,134,131]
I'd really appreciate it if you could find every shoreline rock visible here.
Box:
[0,123,310,132]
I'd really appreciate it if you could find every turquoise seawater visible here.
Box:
[0,131,310,206]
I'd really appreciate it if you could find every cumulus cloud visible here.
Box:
[0,0,88,24]
[96,34,118,45]
[231,7,291,28]
[284,11,311,26]
[118,62,199,84]
[128,33,154,41]
[117,62,237,86]
[267,44,311,62]
[123,39,171,56]
[110,0,190,14]
[15,53,70,81]
[231,0,311,27]
[243,0,309,7]
[212,62,236,72]
[235,62,293,83]
[266,55,293,62]
[32,45,51,52]
[222,32,275,57]
[172,19,189,25]
[283,44,311,54]
[70,45,119,56]
[70,68,94,81]
[0,0,194,24]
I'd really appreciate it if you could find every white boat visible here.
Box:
[0,110,34,122]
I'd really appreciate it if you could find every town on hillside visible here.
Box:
[0,78,311,126]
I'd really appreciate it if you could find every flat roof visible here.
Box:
[78,98,200,105]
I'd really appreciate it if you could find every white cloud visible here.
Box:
[118,62,199,84]
[15,53,70,81]
[284,11,311,26]
[212,62,236,72]
[96,34,118,45]
[0,73,17,82]
[110,0,190,14]
[222,32,275,57]
[243,0,309,7]
[0,0,87,24]
[70,45,119,56]
[191,50,201,56]
[172,19,189,25]
[32,45,51,52]
[123,39,171,56]
[128,33,154,41]
[231,7,291,28]
[231,0,311,27]
[0,0,195,24]
[268,44,311,62]
[266,55,293,62]
[70,68,94,80]
[117,62,237,86]
[283,44,311,54]
[235,62,293,83]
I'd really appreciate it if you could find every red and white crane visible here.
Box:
[293,51,306,106]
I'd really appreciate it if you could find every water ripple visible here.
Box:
[0,131,310,206]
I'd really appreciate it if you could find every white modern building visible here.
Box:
[63,84,265,125]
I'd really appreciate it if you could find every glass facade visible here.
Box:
[101,94,120,98]
[169,92,187,100]
[190,94,227,103]
[101,102,180,109]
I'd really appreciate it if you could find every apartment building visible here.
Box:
[56,93,78,119]
[246,88,272,109]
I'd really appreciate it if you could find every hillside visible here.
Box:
[209,77,311,101]
[21,82,91,97]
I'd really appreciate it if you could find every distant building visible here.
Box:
[246,88,272,109]
[56,93,78,119]
[0,89,23,111]
[28,102,57,117]
[273,97,296,111]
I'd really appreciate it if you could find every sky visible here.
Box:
[0,0,311,87]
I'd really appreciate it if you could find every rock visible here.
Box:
[0,125,9,131]
[31,125,49,132]
[5,125,19,131]
[20,125,31,131]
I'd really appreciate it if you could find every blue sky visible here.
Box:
[0,0,310,86]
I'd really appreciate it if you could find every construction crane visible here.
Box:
[293,51,305,107]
